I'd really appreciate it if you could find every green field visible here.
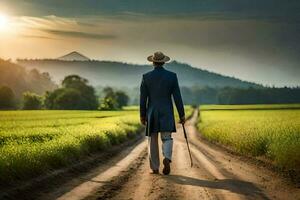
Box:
[0,106,192,184]
[0,110,144,183]
[200,104,300,110]
[197,104,300,173]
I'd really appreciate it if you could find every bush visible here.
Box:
[99,87,129,110]
[115,91,129,108]
[99,96,118,110]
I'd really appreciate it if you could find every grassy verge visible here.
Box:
[197,104,300,175]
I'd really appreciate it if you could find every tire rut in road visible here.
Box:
[86,151,147,200]
[103,127,218,200]
[106,143,184,200]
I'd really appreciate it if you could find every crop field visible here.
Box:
[200,104,300,110]
[197,104,300,172]
[0,106,192,184]
[0,110,144,183]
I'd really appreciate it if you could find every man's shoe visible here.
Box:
[151,169,159,174]
[163,158,171,175]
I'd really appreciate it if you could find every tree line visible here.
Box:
[97,85,300,106]
[0,75,129,110]
[180,86,300,105]
[2,80,300,110]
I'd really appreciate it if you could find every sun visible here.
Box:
[0,14,8,31]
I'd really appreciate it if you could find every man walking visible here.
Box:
[140,51,185,175]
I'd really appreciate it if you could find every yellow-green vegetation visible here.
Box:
[198,104,300,172]
[0,106,193,183]
[200,104,300,110]
[0,110,142,183]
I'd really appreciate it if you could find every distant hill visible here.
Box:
[58,51,90,61]
[17,59,261,88]
[0,59,57,98]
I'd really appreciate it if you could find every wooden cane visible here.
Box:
[182,124,193,167]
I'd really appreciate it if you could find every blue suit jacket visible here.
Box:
[140,66,185,136]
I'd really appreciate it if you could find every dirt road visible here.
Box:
[46,110,299,200]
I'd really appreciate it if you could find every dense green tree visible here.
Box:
[44,90,59,109]
[44,75,98,110]
[115,91,129,108]
[22,92,43,110]
[53,88,84,110]
[102,87,115,98]
[62,75,88,89]
[62,75,98,109]
[0,86,16,109]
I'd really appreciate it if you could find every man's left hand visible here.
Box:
[179,116,186,124]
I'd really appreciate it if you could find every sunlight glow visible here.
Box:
[0,14,8,31]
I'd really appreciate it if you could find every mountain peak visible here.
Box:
[58,51,90,61]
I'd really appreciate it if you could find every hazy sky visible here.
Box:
[0,0,299,86]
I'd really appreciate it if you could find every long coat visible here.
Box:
[140,66,185,136]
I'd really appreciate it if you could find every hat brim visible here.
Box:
[147,55,170,63]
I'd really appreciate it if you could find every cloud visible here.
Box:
[41,29,117,40]
[17,15,117,40]
[19,15,78,29]
[20,34,58,40]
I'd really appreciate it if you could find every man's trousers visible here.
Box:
[148,132,173,170]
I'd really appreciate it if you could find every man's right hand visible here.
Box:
[179,116,186,124]
[140,116,146,125]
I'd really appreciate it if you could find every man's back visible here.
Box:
[143,66,175,106]
[140,66,185,136]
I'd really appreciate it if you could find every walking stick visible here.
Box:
[182,124,193,167]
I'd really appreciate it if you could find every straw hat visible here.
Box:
[147,51,170,63]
